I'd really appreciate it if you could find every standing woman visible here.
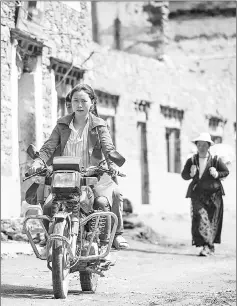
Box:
[181,133,229,256]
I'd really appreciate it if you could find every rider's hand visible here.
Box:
[109,163,119,177]
[46,165,53,178]
[27,159,44,176]
[190,165,197,178]
[209,167,218,179]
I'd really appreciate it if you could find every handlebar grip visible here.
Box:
[23,168,47,182]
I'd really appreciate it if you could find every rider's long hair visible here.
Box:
[65,83,99,117]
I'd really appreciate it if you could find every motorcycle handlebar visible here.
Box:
[23,166,126,182]
[23,168,47,182]
[83,167,126,178]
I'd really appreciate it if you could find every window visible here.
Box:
[166,128,181,173]
[27,1,44,24]
[137,122,150,204]
[160,105,184,174]
[16,1,45,37]
[95,89,119,146]
[50,58,84,119]
[211,135,222,144]
[207,115,226,143]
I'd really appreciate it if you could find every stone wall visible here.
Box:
[1,1,16,177]
[93,2,236,58]
[1,1,93,217]
[1,1,22,218]
[38,1,93,140]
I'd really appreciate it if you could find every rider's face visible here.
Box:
[71,90,92,116]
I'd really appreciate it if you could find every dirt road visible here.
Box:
[1,233,236,306]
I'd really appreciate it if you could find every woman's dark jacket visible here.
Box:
[181,153,229,198]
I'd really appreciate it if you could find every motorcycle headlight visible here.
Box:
[52,172,78,188]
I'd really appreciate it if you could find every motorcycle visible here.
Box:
[23,144,126,299]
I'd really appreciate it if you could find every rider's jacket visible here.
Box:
[39,112,115,167]
[25,112,116,205]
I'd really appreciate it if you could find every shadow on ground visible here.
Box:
[124,247,198,257]
[0,284,90,299]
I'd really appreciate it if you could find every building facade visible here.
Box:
[1,1,236,218]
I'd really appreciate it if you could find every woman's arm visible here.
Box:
[97,125,116,167]
[216,157,229,179]
[181,158,193,180]
[39,125,60,163]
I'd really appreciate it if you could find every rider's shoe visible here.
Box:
[113,235,129,250]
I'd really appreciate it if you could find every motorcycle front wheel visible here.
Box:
[52,220,70,299]
[79,242,99,292]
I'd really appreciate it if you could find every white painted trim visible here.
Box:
[97,106,115,117]
[51,70,58,127]
[10,40,21,217]
[164,117,181,129]
[62,1,81,12]
[136,111,146,123]
[34,55,43,149]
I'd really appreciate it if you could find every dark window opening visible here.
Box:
[27,1,43,24]
[166,128,181,173]
[137,122,150,204]
[27,1,37,21]
[211,135,222,144]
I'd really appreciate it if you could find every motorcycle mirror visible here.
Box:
[108,151,126,167]
[26,144,39,160]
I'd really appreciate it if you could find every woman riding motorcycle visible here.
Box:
[27,83,129,259]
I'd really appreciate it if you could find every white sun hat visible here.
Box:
[192,132,214,146]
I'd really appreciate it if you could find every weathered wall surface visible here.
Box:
[1,1,93,217]
[18,73,36,200]
[39,1,93,140]
[1,1,235,218]
[87,39,236,212]
[1,1,22,218]
[1,1,16,177]
[94,2,236,58]
[88,2,236,212]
